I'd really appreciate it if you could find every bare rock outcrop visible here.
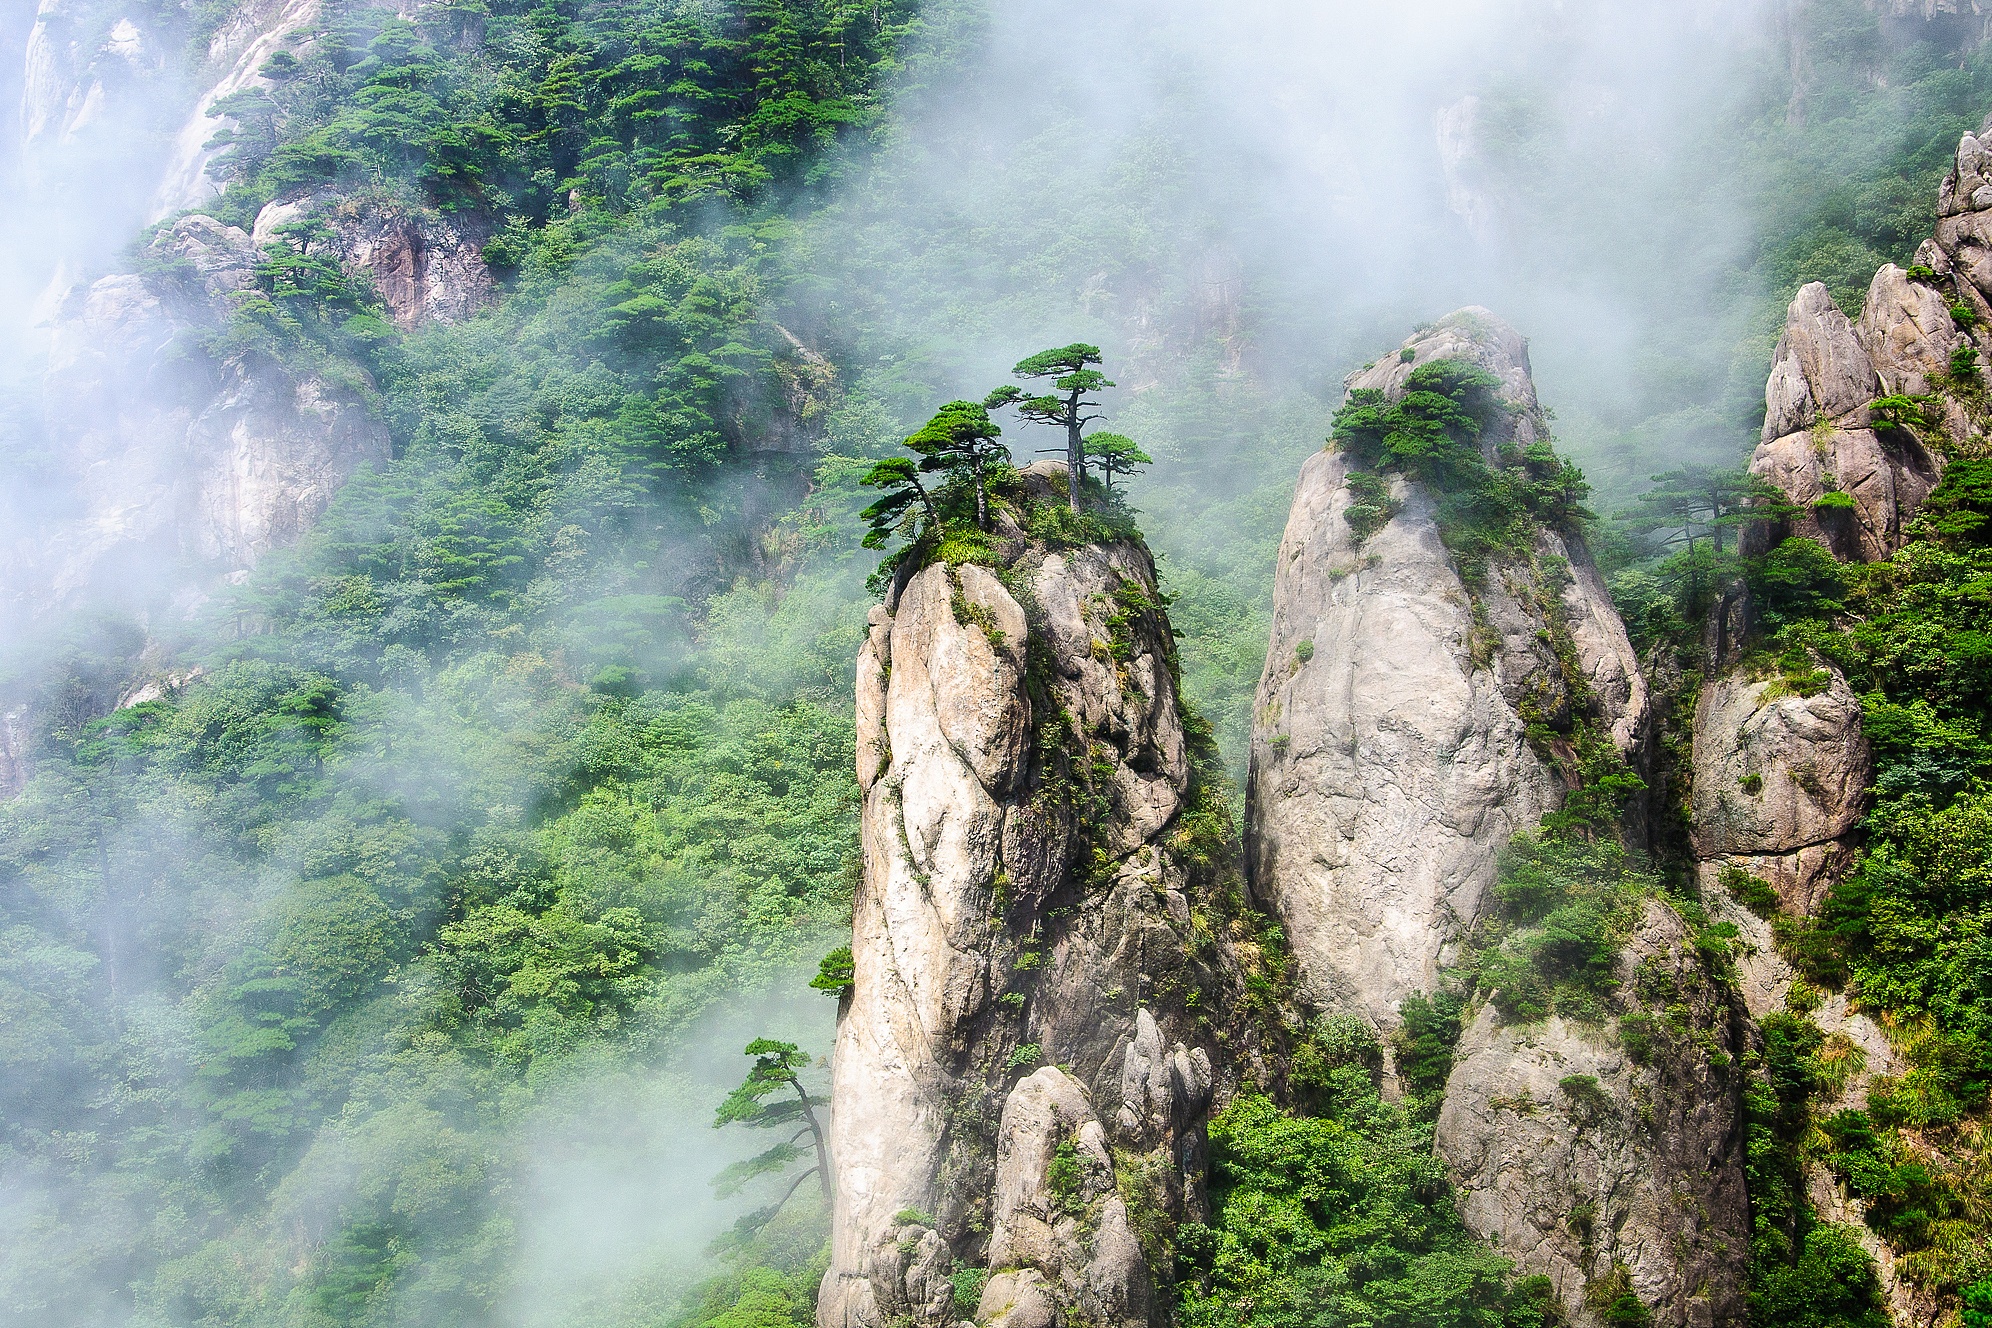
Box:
[821,491,1228,1328]
[1858,263,1964,397]
[1676,120,1992,1328]
[20,213,389,612]
[1743,124,1992,565]
[1762,283,1879,442]
[1247,308,1749,1325]
[252,192,494,329]
[1245,309,1646,1029]
[1436,901,1749,1328]
[1690,665,1871,916]
[149,0,323,220]
[976,1067,1150,1328]
[1748,424,1944,563]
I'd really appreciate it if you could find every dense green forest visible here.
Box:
[8,0,1992,1323]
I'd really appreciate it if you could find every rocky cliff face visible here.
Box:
[1245,309,1749,1326]
[1244,309,1647,1029]
[1742,120,1992,569]
[1749,281,1950,564]
[1691,667,1871,917]
[1669,120,1992,1328]
[1699,124,1992,995]
[148,0,322,220]
[14,190,498,622]
[17,212,389,615]
[1436,900,1748,1327]
[821,468,1233,1328]
[252,191,494,329]
[1705,125,1992,940]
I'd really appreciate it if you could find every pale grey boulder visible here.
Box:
[1747,426,1942,563]
[1691,666,1871,866]
[978,1270,1059,1328]
[979,1067,1148,1328]
[1940,129,1992,219]
[1858,263,1963,397]
[1247,450,1550,1023]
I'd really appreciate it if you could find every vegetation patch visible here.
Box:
[1175,1087,1561,1328]
[1329,358,1592,586]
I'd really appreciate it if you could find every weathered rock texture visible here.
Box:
[1714,124,1992,928]
[19,213,389,612]
[822,480,1233,1328]
[1702,125,1992,962]
[1245,308,1646,1030]
[1742,125,1992,565]
[252,192,495,329]
[1246,308,1756,1326]
[1676,122,1992,1328]
[1436,901,1749,1328]
[148,0,323,220]
[1690,666,1871,918]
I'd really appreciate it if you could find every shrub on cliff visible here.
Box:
[1177,1090,1560,1328]
[1328,357,1595,582]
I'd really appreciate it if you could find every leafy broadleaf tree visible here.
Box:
[909,400,1010,530]
[986,344,1115,513]
[1082,432,1151,500]
[711,1039,833,1238]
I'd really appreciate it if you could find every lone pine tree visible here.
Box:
[987,343,1114,513]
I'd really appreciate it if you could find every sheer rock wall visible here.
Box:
[21,213,389,614]
[1245,309,1748,1327]
[1244,309,1647,1029]
[821,485,1227,1328]
[1435,901,1749,1328]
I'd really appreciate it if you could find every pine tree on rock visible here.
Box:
[858,457,940,549]
[908,399,1009,531]
[1082,431,1150,500]
[710,1038,833,1237]
[986,343,1114,513]
[1615,464,1795,554]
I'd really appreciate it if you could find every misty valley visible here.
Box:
[6,3,1992,1327]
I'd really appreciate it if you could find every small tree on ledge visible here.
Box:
[1614,464,1796,555]
[859,457,940,550]
[986,344,1115,513]
[910,400,1010,531]
[1083,432,1151,501]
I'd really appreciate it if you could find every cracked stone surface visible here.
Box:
[1691,666,1871,867]
[1436,901,1749,1328]
[1244,308,1645,1031]
[823,519,1217,1328]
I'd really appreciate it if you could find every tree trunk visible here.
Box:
[792,1076,834,1202]
[1066,416,1083,513]
[975,462,988,531]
